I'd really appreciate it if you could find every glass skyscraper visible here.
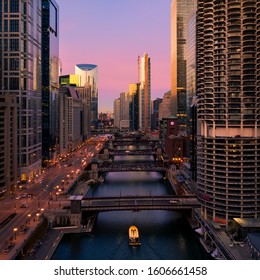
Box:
[75,64,98,128]
[42,0,59,164]
[196,0,260,222]
[138,53,151,132]
[171,0,196,131]
[0,0,42,181]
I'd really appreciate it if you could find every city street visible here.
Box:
[0,136,108,259]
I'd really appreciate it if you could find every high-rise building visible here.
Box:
[60,74,80,87]
[42,0,60,164]
[58,86,83,155]
[75,64,98,128]
[151,98,162,130]
[171,0,196,131]
[196,0,260,222]
[159,90,172,121]
[113,98,120,129]
[186,3,197,159]
[119,92,130,129]
[138,53,151,132]
[129,83,139,131]
[0,94,18,196]
[59,74,91,139]
[0,0,42,181]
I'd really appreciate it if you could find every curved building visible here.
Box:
[196,0,260,222]
[75,64,98,127]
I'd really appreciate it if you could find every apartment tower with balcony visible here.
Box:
[196,0,260,222]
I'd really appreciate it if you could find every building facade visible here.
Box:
[196,0,260,222]
[186,4,197,160]
[0,94,18,196]
[58,86,83,155]
[0,0,42,181]
[159,90,172,121]
[138,53,151,132]
[151,98,162,130]
[113,98,120,129]
[75,64,98,128]
[129,83,139,131]
[171,0,196,131]
[42,0,60,164]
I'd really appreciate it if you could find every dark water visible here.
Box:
[52,154,211,260]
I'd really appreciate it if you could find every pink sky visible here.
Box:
[57,0,171,112]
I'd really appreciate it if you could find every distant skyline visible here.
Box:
[57,0,171,112]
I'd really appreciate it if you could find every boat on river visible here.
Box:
[128,225,141,246]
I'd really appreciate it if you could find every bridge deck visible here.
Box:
[81,195,199,211]
[98,162,167,172]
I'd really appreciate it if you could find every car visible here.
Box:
[16,195,21,200]
[20,203,28,208]
[169,200,179,204]
[3,243,15,254]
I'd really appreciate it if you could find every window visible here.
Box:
[10,20,19,32]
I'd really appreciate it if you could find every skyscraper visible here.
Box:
[42,0,60,164]
[0,0,42,181]
[138,53,151,132]
[129,83,139,131]
[196,0,260,222]
[171,0,196,131]
[75,64,98,128]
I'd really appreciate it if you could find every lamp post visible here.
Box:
[13,227,18,240]
[36,213,40,221]
[27,214,31,225]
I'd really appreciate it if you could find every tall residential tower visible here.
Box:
[196,0,260,222]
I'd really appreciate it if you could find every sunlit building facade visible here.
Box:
[171,0,196,131]
[0,0,42,181]
[42,0,60,164]
[129,83,139,131]
[197,0,260,222]
[75,64,98,128]
[138,53,151,132]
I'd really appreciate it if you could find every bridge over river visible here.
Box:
[81,195,199,212]
[98,162,167,173]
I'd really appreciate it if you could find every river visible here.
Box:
[51,151,211,260]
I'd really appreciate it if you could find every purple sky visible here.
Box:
[56,0,171,112]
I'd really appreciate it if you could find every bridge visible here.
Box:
[81,195,199,212]
[98,162,167,173]
[113,139,160,147]
[110,149,155,156]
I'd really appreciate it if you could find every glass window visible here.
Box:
[10,0,19,13]
[10,20,19,32]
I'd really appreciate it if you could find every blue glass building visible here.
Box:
[42,0,60,164]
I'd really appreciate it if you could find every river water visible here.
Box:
[51,152,211,260]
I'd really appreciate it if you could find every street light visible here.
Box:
[36,213,40,221]
[27,214,31,225]
[13,227,18,240]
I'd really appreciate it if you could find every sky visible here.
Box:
[56,0,171,113]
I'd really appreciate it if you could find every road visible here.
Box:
[0,135,108,257]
